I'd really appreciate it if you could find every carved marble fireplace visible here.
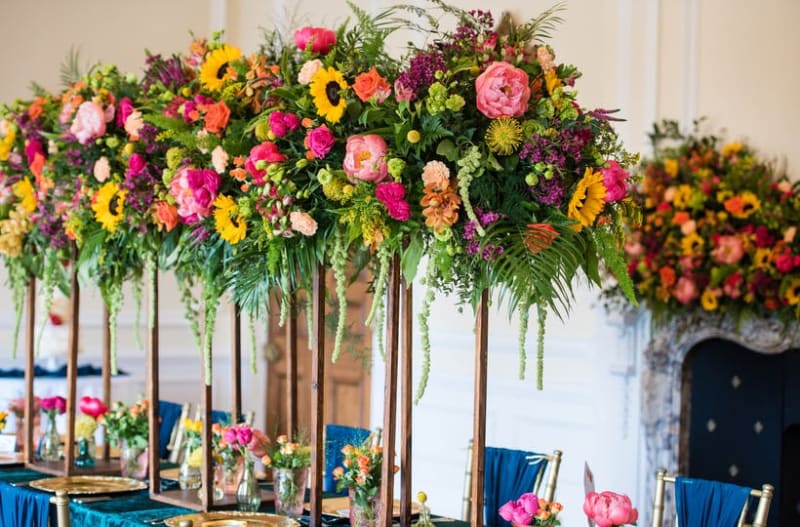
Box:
[640,313,800,525]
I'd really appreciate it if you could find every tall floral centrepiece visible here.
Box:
[262,434,311,518]
[334,442,387,527]
[609,120,799,325]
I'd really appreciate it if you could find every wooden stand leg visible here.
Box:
[399,272,413,527]
[309,264,326,527]
[380,255,401,527]
[23,278,35,465]
[231,305,242,425]
[63,265,80,475]
[147,268,161,496]
[102,306,111,462]
[470,290,489,527]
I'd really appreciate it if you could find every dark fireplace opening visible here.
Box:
[682,338,799,526]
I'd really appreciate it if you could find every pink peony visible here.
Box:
[343,134,389,183]
[711,235,744,265]
[475,61,531,118]
[169,166,221,224]
[245,142,287,185]
[498,493,541,526]
[289,211,318,236]
[79,396,108,419]
[269,111,300,138]
[583,491,638,527]
[70,101,107,144]
[517,493,540,517]
[600,161,630,202]
[673,276,699,305]
[306,125,335,159]
[294,26,336,54]
[375,182,411,221]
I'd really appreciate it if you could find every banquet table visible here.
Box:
[0,466,469,527]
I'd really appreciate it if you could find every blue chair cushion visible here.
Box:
[157,401,184,459]
[675,476,752,527]
[324,424,371,495]
[484,446,548,527]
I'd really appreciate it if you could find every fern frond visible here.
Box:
[59,46,85,88]
[518,2,566,44]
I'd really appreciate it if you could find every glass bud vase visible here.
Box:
[39,413,61,462]
[178,443,201,490]
[120,439,149,480]
[349,488,381,527]
[273,467,309,518]
[74,436,96,468]
[236,458,261,512]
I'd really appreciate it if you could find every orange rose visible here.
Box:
[672,211,690,226]
[155,201,179,232]
[353,67,391,103]
[659,266,676,288]
[332,466,344,480]
[204,101,231,134]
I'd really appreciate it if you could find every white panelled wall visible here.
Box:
[2,0,800,525]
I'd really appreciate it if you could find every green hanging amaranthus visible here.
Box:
[330,229,348,363]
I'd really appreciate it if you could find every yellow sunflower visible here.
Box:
[700,289,719,311]
[567,168,606,231]
[680,232,704,256]
[672,184,693,209]
[485,118,523,156]
[213,195,246,244]
[309,67,348,124]
[752,248,772,269]
[12,178,36,213]
[0,127,16,161]
[199,45,241,92]
[91,182,126,233]
[784,277,800,306]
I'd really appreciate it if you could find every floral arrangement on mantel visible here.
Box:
[606,120,799,328]
[0,1,637,393]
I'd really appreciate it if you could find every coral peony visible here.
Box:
[583,491,638,527]
[673,276,699,305]
[475,61,531,118]
[294,26,336,54]
[711,235,744,265]
[343,134,388,183]
[289,211,318,236]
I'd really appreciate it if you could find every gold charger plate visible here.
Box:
[313,496,422,518]
[28,475,147,495]
[164,511,299,527]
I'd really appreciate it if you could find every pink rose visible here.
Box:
[41,395,67,415]
[237,425,253,447]
[79,396,108,419]
[375,182,411,221]
[673,276,699,305]
[498,500,533,526]
[711,235,744,265]
[343,134,388,183]
[70,101,107,144]
[289,211,318,236]
[583,491,638,527]
[169,166,220,224]
[306,125,335,159]
[294,26,336,54]
[297,59,324,85]
[600,161,630,202]
[117,97,134,127]
[245,142,287,185]
[223,427,237,445]
[475,61,531,118]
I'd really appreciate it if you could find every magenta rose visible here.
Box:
[343,134,389,183]
[127,153,146,177]
[41,395,67,415]
[711,235,744,265]
[498,499,533,526]
[117,97,135,127]
[600,160,630,202]
[294,26,336,54]
[375,182,411,221]
[269,110,300,138]
[305,125,335,159]
[25,139,44,166]
[517,493,540,517]
[245,142,287,185]
[169,166,220,224]
[70,101,107,144]
[79,396,108,419]
[475,61,531,118]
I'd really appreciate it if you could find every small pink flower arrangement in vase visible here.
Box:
[583,491,639,527]
[498,492,563,526]
[8,396,41,452]
[39,395,66,461]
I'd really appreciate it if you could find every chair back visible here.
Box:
[323,424,372,494]
[158,400,190,461]
[651,469,773,527]
[461,440,562,526]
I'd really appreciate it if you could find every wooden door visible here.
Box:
[265,271,372,437]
